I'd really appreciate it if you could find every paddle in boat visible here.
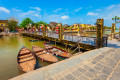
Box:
[32,45,58,63]
[44,45,71,58]
[17,46,36,72]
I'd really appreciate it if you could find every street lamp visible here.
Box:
[112,16,120,39]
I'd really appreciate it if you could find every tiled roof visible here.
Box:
[0,20,8,23]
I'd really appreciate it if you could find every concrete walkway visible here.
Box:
[10,47,120,80]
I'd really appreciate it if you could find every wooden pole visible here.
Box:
[58,23,62,41]
[96,18,104,48]
[42,24,46,37]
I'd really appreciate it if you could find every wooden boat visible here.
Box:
[45,45,71,58]
[17,47,36,72]
[44,42,54,44]
[32,46,58,63]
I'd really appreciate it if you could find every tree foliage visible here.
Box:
[36,21,48,27]
[8,18,18,31]
[20,18,33,29]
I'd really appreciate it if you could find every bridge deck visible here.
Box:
[22,32,96,50]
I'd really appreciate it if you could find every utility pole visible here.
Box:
[112,16,120,39]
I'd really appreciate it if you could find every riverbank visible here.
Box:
[0,32,20,36]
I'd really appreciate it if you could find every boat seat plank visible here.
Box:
[19,56,34,63]
[33,48,43,52]
[19,54,32,58]
[49,48,58,52]
[46,46,53,49]
[54,51,63,55]
[36,52,46,56]
[20,50,30,54]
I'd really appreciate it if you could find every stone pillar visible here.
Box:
[42,24,46,37]
[111,23,116,39]
[78,24,81,35]
[96,18,104,48]
[58,23,63,41]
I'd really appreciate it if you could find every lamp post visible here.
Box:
[112,16,120,39]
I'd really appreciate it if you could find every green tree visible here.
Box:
[36,21,48,27]
[8,18,18,31]
[20,18,33,29]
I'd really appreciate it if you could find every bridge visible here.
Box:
[21,19,108,51]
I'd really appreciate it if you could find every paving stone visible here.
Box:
[88,68,98,74]
[109,77,119,80]
[68,67,76,73]
[53,74,63,80]
[65,74,76,80]
[110,72,120,80]
[60,70,70,77]
[83,65,91,70]
[91,60,97,64]
[106,53,114,58]
[92,73,108,80]
[93,57,101,62]
[93,65,101,72]
[48,78,54,80]
[99,58,109,66]
[82,71,95,78]
[72,70,82,78]
[107,59,117,69]
[77,68,87,74]
[96,55,104,60]
[87,63,94,67]
[60,78,65,80]
[104,57,111,61]
[102,66,113,75]
[96,63,104,69]
[78,74,89,80]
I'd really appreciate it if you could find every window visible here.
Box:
[1,24,4,27]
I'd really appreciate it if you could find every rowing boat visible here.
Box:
[32,46,58,63]
[17,47,36,72]
[45,45,71,58]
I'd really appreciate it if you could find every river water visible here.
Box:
[0,35,75,80]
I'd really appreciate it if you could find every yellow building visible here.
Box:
[0,20,8,30]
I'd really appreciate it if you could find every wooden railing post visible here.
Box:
[96,18,104,48]
[42,24,46,37]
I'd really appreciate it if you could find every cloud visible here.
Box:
[107,5,116,9]
[87,12,98,16]
[75,7,82,12]
[19,10,41,18]
[0,7,10,13]
[53,8,62,12]
[12,8,22,12]
[20,10,35,17]
[30,7,41,11]
[34,14,41,18]
[61,15,69,19]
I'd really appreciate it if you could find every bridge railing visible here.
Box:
[63,34,95,45]
[22,31,107,47]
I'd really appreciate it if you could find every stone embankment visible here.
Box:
[10,47,120,80]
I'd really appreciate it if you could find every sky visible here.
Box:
[0,0,120,27]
